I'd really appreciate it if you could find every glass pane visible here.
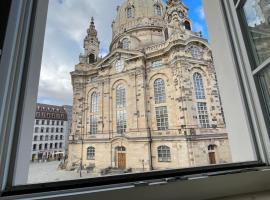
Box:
[258,66,270,119]
[12,0,258,185]
[242,0,270,66]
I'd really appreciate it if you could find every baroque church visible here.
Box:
[68,0,232,172]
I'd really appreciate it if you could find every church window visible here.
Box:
[191,46,201,59]
[155,106,169,130]
[116,85,126,108]
[184,21,191,30]
[122,38,129,50]
[193,72,205,99]
[91,92,98,113]
[116,84,127,134]
[197,102,210,128]
[89,53,95,64]
[155,5,162,16]
[127,7,133,18]
[117,110,127,135]
[90,115,97,135]
[87,146,95,160]
[157,145,171,162]
[154,79,166,104]
[152,60,162,68]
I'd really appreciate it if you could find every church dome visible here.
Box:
[110,0,166,50]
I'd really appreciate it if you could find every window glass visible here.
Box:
[242,0,270,66]
[258,66,270,119]
[16,0,257,186]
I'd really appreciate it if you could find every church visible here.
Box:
[68,0,232,172]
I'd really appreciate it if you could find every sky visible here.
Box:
[37,0,208,106]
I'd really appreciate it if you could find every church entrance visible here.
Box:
[208,152,216,164]
[115,146,126,169]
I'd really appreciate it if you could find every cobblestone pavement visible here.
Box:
[27,161,98,184]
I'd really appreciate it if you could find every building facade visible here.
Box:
[68,0,232,172]
[31,104,69,161]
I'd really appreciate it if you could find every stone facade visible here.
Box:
[31,103,69,161]
[68,0,232,172]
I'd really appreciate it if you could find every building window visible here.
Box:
[122,38,129,50]
[184,21,191,30]
[51,127,54,133]
[61,121,64,125]
[50,143,53,149]
[152,60,162,68]
[40,135,43,141]
[191,46,201,59]
[157,145,171,162]
[154,79,166,104]
[197,102,210,128]
[45,135,49,141]
[39,144,42,150]
[117,110,127,135]
[56,121,59,126]
[90,115,97,135]
[56,128,59,133]
[193,72,205,99]
[60,128,63,133]
[55,143,58,149]
[59,143,62,148]
[127,7,134,18]
[33,144,37,151]
[34,127,39,133]
[154,4,162,16]
[55,135,58,140]
[34,136,37,141]
[52,120,55,125]
[50,135,54,140]
[41,127,44,133]
[116,84,126,109]
[91,92,98,113]
[47,120,50,125]
[155,106,169,130]
[44,143,48,150]
[41,120,45,125]
[87,146,95,160]
[46,127,49,133]
[60,135,63,140]
[35,120,39,125]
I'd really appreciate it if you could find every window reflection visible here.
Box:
[243,0,270,66]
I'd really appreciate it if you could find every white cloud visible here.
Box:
[196,6,205,20]
[38,0,125,106]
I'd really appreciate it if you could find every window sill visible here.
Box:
[1,162,266,199]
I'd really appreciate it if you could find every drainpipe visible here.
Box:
[142,49,153,171]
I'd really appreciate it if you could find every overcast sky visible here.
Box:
[37,0,207,106]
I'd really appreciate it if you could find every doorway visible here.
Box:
[115,146,126,169]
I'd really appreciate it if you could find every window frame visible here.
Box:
[0,0,270,199]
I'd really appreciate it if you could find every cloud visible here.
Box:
[38,0,124,106]
[196,6,205,20]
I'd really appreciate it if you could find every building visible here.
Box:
[31,103,69,161]
[67,0,232,172]
[63,105,73,152]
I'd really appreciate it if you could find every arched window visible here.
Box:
[116,85,126,108]
[193,72,205,99]
[116,84,127,134]
[157,145,171,162]
[154,79,166,104]
[191,46,201,59]
[87,146,95,160]
[91,92,98,113]
[154,4,162,16]
[127,7,134,18]
[122,38,129,49]
[89,53,95,64]
[184,21,191,30]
